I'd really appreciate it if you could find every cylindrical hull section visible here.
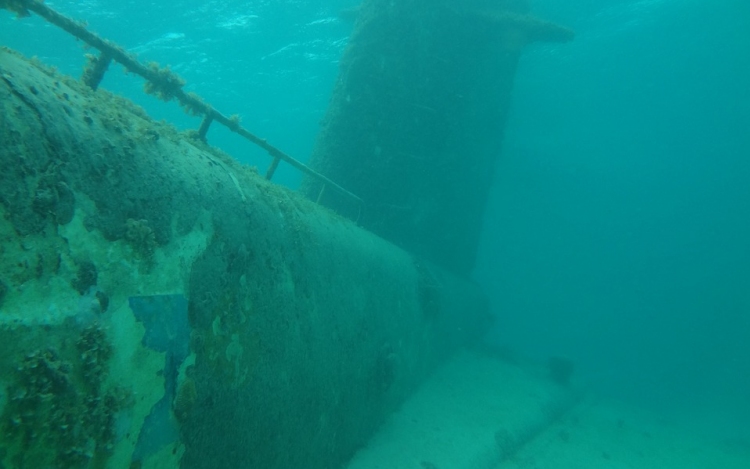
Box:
[0,49,490,469]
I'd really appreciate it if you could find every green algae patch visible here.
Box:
[0,322,126,468]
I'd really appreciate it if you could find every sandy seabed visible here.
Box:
[346,350,750,469]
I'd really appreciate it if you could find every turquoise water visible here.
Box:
[2,0,749,446]
[476,0,750,441]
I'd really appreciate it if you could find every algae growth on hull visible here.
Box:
[0,47,491,469]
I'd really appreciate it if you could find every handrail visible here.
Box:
[1,0,363,210]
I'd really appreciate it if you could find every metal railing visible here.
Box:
[1,0,363,211]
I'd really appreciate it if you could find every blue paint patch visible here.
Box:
[128,294,190,464]
[129,294,190,361]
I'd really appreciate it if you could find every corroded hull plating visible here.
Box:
[0,49,490,469]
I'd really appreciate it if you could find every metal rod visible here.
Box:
[197,115,213,142]
[265,156,281,180]
[316,185,326,204]
[81,51,111,91]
